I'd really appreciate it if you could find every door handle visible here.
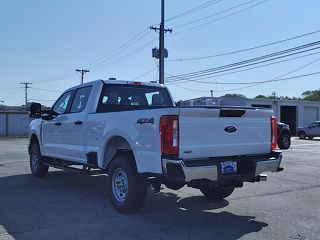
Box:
[74,120,83,125]
[55,122,62,126]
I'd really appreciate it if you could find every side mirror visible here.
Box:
[29,103,41,118]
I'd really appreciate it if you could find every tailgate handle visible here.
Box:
[220,109,245,117]
[55,122,62,126]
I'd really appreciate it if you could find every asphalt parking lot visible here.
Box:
[0,138,319,240]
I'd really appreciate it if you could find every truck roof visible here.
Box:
[63,79,166,93]
[64,79,166,92]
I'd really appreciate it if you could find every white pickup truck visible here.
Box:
[28,79,283,213]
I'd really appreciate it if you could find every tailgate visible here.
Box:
[179,107,273,159]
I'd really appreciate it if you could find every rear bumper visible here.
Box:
[162,151,283,183]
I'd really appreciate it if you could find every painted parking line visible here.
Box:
[290,143,320,147]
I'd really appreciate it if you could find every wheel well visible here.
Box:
[30,134,39,144]
[103,136,136,170]
[29,134,39,154]
[280,129,290,137]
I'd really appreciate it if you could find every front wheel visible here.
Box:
[200,185,235,200]
[29,142,49,177]
[108,154,147,214]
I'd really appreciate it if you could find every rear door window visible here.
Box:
[97,84,173,113]
[70,86,92,113]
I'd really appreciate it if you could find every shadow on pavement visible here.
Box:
[0,171,268,240]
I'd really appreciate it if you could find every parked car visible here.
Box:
[298,121,320,139]
[28,79,283,213]
[277,122,291,149]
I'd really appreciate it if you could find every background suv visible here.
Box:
[298,121,320,140]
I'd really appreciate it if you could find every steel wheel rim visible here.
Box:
[112,168,128,203]
[31,146,39,170]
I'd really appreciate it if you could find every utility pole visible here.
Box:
[76,69,90,84]
[151,0,172,84]
[210,90,214,98]
[20,82,32,106]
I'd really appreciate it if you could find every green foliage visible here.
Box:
[254,95,274,99]
[301,89,320,101]
[222,93,246,98]
[254,94,300,100]
[223,90,320,101]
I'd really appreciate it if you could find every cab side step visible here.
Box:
[42,157,103,175]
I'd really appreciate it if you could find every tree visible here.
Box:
[222,93,246,98]
[301,89,320,101]
[254,94,269,99]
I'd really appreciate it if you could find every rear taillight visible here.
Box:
[270,116,278,151]
[160,115,179,156]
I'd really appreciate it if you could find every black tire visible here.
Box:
[298,131,306,139]
[108,154,147,214]
[278,132,291,149]
[29,142,49,177]
[200,185,235,200]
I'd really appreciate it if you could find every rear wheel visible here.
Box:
[30,142,49,177]
[108,154,147,214]
[200,185,235,200]
[278,132,291,149]
[298,131,306,139]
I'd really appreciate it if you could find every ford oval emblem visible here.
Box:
[224,126,237,133]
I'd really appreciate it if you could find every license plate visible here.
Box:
[221,161,237,174]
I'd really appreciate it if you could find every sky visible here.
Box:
[1,0,320,106]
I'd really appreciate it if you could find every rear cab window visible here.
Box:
[97,84,173,113]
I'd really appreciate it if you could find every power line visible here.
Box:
[29,87,62,93]
[166,41,320,81]
[172,0,270,36]
[29,29,152,84]
[206,59,320,93]
[169,84,209,93]
[92,38,158,75]
[184,56,320,85]
[213,71,320,93]
[167,29,320,62]
[165,0,224,22]
[172,0,258,29]
[167,45,320,82]
[0,87,18,91]
[83,29,151,69]
[169,71,320,93]
[29,99,56,102]
[167,50,320,85]
[132,67,157,81]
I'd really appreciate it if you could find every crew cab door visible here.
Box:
[59,86,92,162]
[42,90,73,157]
